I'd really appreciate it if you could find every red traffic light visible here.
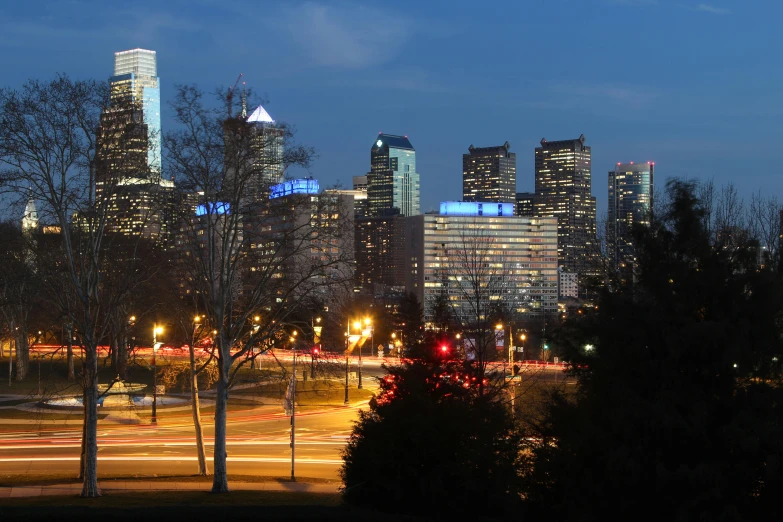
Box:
[440,345,449,353]
[312,347,320,355]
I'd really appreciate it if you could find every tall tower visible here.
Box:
[608,162,654,275]
[367,134,420,217]
[462,142,516,204]
[22,193,38,234]
[98,49,175,246]
[246,103,284,189]
[534,135,598,278]
[97,48,161,198]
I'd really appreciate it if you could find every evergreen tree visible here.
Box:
[526,180,783,521]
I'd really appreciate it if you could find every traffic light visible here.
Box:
[440,345,449,353]
[312,347,319,355]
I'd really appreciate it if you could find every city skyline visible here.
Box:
[1,1,778,221]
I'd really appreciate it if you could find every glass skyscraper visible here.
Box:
[367,134,420,217]
[608,162,654,276]
[109,48,161,175]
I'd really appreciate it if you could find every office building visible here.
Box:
[559,268,578,299]
[246,103,285,189]
[516,192,535,217]
[608,162,654,275]
[534,135,598,278]
[97,49,162,199]
[405,202,559,323]
[97,48,175,245]
[367,134,420,217]
[103,179,177,245]
[355,214,406,293]
[462,142,516,203]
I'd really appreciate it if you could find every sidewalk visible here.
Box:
[0,479,340,498]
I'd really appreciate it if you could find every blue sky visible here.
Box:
[1,0,780,218]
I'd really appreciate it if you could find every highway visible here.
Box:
[0,353,567,482]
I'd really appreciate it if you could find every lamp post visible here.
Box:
[311,317,321,379]
[361,318,373,388]
[344,325,350,406]
[290,329,297,482]
[496,323,506,374]
[152,323,163,424]
[520,333,526,361]
[355,320,363,389]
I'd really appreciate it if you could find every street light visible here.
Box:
[152,323,163,424]
[360,318,372,389]
[520,333,526,360]
[344,326,350,406]
[311,317,321,379]
[353,320,363,389]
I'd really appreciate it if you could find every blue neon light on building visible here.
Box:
[439,201,514,217]
[196,202,231,216]
[269,178,320,199]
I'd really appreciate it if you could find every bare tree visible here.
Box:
[0,75,150,497]
[438,224,512,396]
[164,84,353,493]
[747,191,782,270]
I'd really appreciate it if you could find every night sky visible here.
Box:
[1,0,778,219]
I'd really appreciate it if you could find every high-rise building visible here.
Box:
[516,192,535,217]
[534,135,598,278]
[462,142,516,203]
[246,103,284,189]
[98,48,174,245]
[97,49,161,198]
[367,134,420,217]
[608,162,654,274]
[405,202,559,323]
[355,215,406,293]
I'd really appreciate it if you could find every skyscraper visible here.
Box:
[462,142,516,203]
[367,134,420,217]
[534,135,598,279]
[608,162,654,275]
[246,103,284,189]
[98,48,175,245]
[97,48,161,197]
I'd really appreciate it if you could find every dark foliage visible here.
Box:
[340,339,524,519]
[526,180,783,521]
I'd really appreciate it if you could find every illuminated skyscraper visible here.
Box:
[246,103,285,188]
[462,142,516,204]
[367,134,420,217]
[97,48,161,198]
[98,48,174,245]
[608,162,654,275]
[534,135,598,279]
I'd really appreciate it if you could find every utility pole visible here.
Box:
[291,338,296,482]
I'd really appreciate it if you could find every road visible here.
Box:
[0,355,568,482]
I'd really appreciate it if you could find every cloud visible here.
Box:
[555,84,661,105]
[278,2,410,69]
[696,3,731,14]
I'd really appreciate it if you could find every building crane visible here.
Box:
[226,73,243,119]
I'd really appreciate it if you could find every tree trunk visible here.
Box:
[66,325,75,380]
[117,333,128,379]
[211,354,230,493]
[14,332,29,381]
[189,345,208,475]
[80,348,100,497]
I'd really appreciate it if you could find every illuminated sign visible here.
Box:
[439,201,514,217]
[195,202,230,216]
[269,178,320,199]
